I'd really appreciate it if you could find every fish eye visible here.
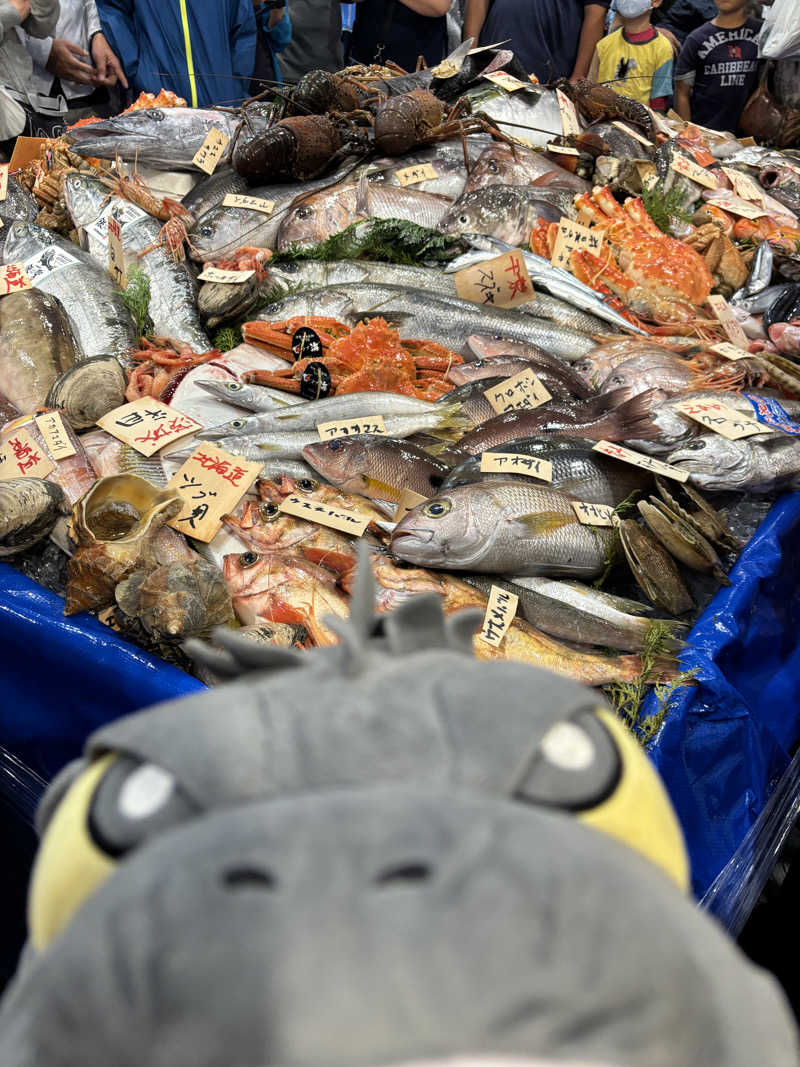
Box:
[239,551,260,567]
[488,160,499,172]
[686,440,707,451]
[230,419,247,429]
[258,503,280,522]
[227,382,244,392]
[328,440,344,451]
[459,214,469,225]
[199,226,212,237]
[297,478,318,492]
[422,499,452,518]
[610,375,624,385]
[296,207,312,218]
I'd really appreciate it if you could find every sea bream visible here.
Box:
[438,185,576,245]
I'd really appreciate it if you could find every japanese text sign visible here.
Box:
[550,217,604,272]
[721,168,765,205]
[192,127,229,175]
[0,427,55,480]
[478,585,518,648]
[279,494,371,537]
[707,294,749,349]
[222,193,275,214]
[395,163,438,186]
[0,263,32,296]
[706,196,767,219]
[671,155,718,188]
[592,440,689,482]
[197,266,255,284]
[546,143,579,156]
[483,71,530,93]
[107,215,126,289]
[166,445,262,542]
[480,451,553,481]
[485,368,552,414]
[610,120,652,147]
[711,342,752,362]
[672,398,768,440]
[453,249,535,309]
[556,89,580,137]
[98,398,202,456]
[571,500,615,526]
[317,416,387,439]
[34,411,76,460]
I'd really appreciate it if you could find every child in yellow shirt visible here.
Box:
[589,0,674,111]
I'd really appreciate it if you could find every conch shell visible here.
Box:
[64,475,183,615]
[115,558,234,639]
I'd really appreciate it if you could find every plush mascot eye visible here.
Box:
[28,754,198,951]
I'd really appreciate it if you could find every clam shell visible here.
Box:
[616,517,693,616]
[116,559,233,638]
[46,356,126,431]
[0,478,68,557]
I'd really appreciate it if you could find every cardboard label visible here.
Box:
[279,493,371,536]
[222,193,275,214]
[610,120,652,147]
[166,444,262,542]
[546,143,580,156]
[483,71,530,93]
[197,266,256,284]
[453,249,535,309]
[0,164,7,201]
[107,215,127,289]
[671,155,719,189]
[711,341,751,361]
[8,136,46,172]
[395,163,439,187]
[480,452,553,481]
[21,245,79,286]
[738,136,756,147]
[393,487,428,522]
[512,136,534,149]
[571,500,614,526]
[592,440,689,482]
[485,368,552,414]
[707,196,767,219]
[317,416,387,439]
[478,585,518,648]
[192,127,229,174]
[0,262,32,296]
[98,398,202,456]
[550,217,604,272]
[556,89,581,137]
[721,167,765,205]
[672,398,768,441]
[34,411,76,460]
[648,107,672,135]
[707,294,749,349]
[0,427,55,480]
[84,200,148,243]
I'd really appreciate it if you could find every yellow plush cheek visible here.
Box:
[579,710,690,892]
[29,754,118,952]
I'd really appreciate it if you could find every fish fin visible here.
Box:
[609,388,663,441]
[355,172,371,218]
[362,476,403,502]
[515,510,577,537]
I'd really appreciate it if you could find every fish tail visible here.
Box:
[607,388,663,441]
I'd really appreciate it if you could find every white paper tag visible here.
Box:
[316,416,387,439]
[478,585,518,648]
[480,452,553,481]
[571,500,614,526]
[222,193,275,214]
[21,245,79,286]
[592,440,689,482]
[197,266,256,284]
[84,200,148,243]
[672,398,768,440]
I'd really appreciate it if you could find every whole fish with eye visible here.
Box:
[442,434,651,506]
[250,285,598,360]
[667,435,800,493]
[391,480,614,577]
[65,108,240,170]
[0,175,38,227]
[462,143,587,195]
[180,166,250,221]
[572,340,685,389]
[437,185,576,245]
[195,379,305,413]
[758,166,800,218]
[598,352,694,403]
[454,388,660,455]
[302,435,451,505]
[1,224,137,361]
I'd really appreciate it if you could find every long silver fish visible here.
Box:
[66,108,240,170]
[63,174,210,352]
[181,166,250,220]
[2,223,137,361]
[195,379,305,412]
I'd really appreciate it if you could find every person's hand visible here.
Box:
[45,38,96,84]
[91,32,129,87]
[7,0,32,22]
[267,6,285,28]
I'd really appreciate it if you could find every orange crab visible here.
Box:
[733,216,800,255]
[241,315,462,400]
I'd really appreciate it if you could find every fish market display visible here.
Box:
[2,50,800,715]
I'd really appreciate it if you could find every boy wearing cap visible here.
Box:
[590,0,674,111]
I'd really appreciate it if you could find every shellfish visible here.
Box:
[616,517,694,616]
[637,498,729,584]
[115,558,234,639]
[0,478,68,557]
[46,356,127,431]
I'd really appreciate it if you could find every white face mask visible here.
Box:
[615,0,653,16]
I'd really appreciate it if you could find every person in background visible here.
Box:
[96,0,257,108]
[277,0,341,81]
[341,0,354,64]
[590,0,673,110]
[651,0,716,43]
[0,0,59,151]
[350,0,450,72]
[674,0,761,131]
[250,0,290,93]
[16,0,126,138]
[464,0,610,83]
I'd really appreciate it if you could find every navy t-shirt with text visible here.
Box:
[675,18,761,133]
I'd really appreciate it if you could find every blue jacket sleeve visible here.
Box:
[266,6,291,53]
[97,0,141,83]
[230,0,258,92]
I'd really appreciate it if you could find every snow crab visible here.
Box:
[241,316,462,400]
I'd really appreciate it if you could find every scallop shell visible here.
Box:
[0,478,68,557]
[115,559,234,639]
[45,356,126,431]
[64,475,183,616]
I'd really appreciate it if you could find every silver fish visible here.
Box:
[196,403,465,441]
[667,434,800,492]
[1,223,137,361]
[195,380,304,412]
[63,174,210,352]
[438,185,576,244]
[367,155,467,199]
[731,239,774,303]
[0,175,38,227]
[463,142,569,195]
[462,82,563,148]
[181,166,250,221]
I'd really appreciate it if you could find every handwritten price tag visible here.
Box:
[671,154,719,189]
[222,193,275,214]
[571,500,615,526]
[107,215,126,289]
[98,398,202,457]
[480,452,553,481]
[478,585,518,648]
[317,416,387,439]
[738,136,756,147]
[546,143,580,156]
[483,71,530,93]
[395,162,439,186]
[34,411,76,460]
[592,440,689,482]
[0,262,32,296]
[721,168,765,205]
[556,89,581,137]
[648,107,672,136]
[192,127,229,175]
[166,444,262,542]
[453,249,535,309]
[394,487,428,522]
[0,427,55,480]
[550,217,604,273]
[485,368,552,414]
[610,120,652,147]
[707,294,749,349]
[197,266,256,284]
[711,341,751,361]
[707,196,767,219]
[672,398,767,441]
[279,494,371,537]
[0,164,7,201]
